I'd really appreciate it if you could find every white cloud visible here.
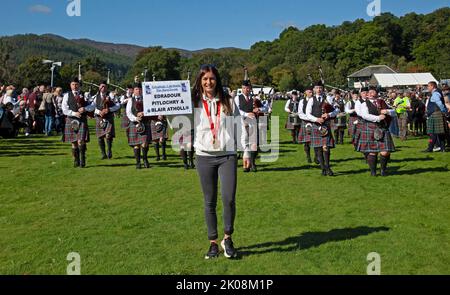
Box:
[29,4,52,14]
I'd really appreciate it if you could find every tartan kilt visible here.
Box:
[121,115,130,129]
[63,117,90,143]
[333,116,347,130]
[127,119,152,146]
[95,116,115,138]
[348,116,358,136]
[427,112,447,135]
[151,119,169,141]
[298,120,310,144]
[310,122,335,148]
[357,121,395,153]
[285,115,300,130]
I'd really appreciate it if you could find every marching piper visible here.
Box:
[151,115,169,161]
[285,91,301,144]
[305,81,340,176]
[92,81,120,160]
[345,89,359,144]
[333,91,347,145]
[120,85,133,130]
[62,77,95,168]
[234,79,259,172]
[298,86,316,164]
[357,86,396,176]
[126,84,153,169]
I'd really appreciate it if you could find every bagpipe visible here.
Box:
[134,99,146,134]
[70,93,88,132]
[97,94,116,130]
[319,100,334,137]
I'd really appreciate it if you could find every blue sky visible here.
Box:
[1,0,449,50]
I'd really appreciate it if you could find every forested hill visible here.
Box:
[0,7,448,90]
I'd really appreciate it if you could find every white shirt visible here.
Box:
[234,94,253,118]
[62,91,95,117]
[194,97,246,157]
[92,92,120,116]
[306,95,340,123]
[345,100,357,115]
[284,98,299,113]
[360,99,396,123]
[126,96,143,122]
[298,97,312,121]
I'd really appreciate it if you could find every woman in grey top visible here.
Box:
[192,65,242,259]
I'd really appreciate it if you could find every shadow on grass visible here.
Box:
[237,226,390,258]
[259,165,314,172]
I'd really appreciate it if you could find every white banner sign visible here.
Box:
[143,80,192,116]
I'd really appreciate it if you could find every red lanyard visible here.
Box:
[202,98,221,144]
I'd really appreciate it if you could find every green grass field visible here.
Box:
[0,101,449,275]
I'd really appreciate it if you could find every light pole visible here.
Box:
[143,67,148,82]
[42,59,62,88]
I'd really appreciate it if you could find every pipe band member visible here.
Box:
[305,81,340,176]
[93,81,120,160]
[126,83,153,169]
[62,77,95,168]
[357,86,396,176]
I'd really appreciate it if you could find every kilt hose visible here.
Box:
[427,111,447,135]
[310,121,335,149]
[127,119,152,146]
[298,120,311,144]
[63,117,90,143]
[356,121,395,153]
[95,116,115,139]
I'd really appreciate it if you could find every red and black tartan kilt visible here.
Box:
[285,116,300,130]
[95,116,115,138]
[151,119,169,141]
[127,119,152,146]
[298,120,310,144]
[63,117,90,143]
[310,122,335,148]
[357,121,395,153]
[348,116,358,136]
[121,115,130,129]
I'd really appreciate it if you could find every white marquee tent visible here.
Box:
[371,73,438,88]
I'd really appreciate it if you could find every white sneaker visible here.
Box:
[433,147,441,152]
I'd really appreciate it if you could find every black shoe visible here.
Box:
[162,154,167,161]
[107,151,112,159]
[184,163,189,170]
[371,171,377,177]
[243,168,250,173]
[136,163,141,169]
[314,157,320,165]
[205,242,219,260]
[327,169,334,176]
[143,160,151,169]
[380,170,387,177]
[101,154,107,160]
[251,166,257,173]
[221,238,237,259]
[156,156,161,161]
[322,169,327,176]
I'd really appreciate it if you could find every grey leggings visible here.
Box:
[196,155,237,241]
